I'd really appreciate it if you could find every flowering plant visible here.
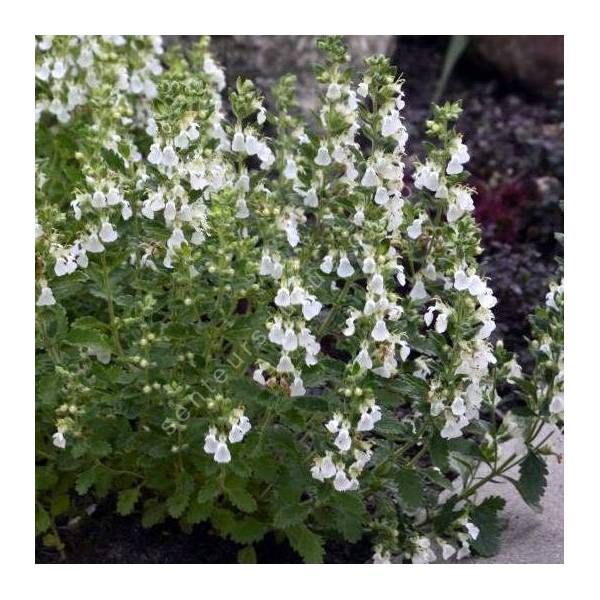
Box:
[35,35,563,563]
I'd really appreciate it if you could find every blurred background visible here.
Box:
[166,35,564,360]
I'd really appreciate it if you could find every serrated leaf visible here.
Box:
[273,504,310,529]
[470,496,506,557]
[237,546,257,564]
[116,487,140,516]
[197,480,220,503]
[183,501,212,526]
[64,326,112,352]
[224,479,257,514]
[397,467,424,510]
[166,491,192,519]
[430,434,449,472]
[229,517,269,544]
[75,467,97,495]
[36,505,51,536]
[516,451,548,510]
[142,500,167,528]
[286,525,324,564]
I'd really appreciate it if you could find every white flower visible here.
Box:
[274,287,291,307]
[174,131,189,149]
[164,200,177,222]
[451,396,466,416]
[314,146,332,167]
[162,145,179,167]
[325,414,341,434]
[550,392,564,414]
[276,354,294,373]
[121,202,132,221]
[91,190,107,208]
[147,143,163,165]
[231,131,245,152]
[381,112,402,137]
[357,82,369,97]
[214,438,231,464]
[320,454,336,478]
[357,410,374,432]
[302,299,322,321]
[204,428,219,454]
[372,548,391,564]
[362,256,376,274]
[371,319,390,342]
[99,222,118,243]
[284,158,298,179]
[361,167,379,187]
[337,255,354,278]
[320,254,334,274]
[334,427,352,452]
[353,208,365,226]
[453,269,470,291]
[355,346,373,370]
[409,279,428,301]
[407,218,423,239]
[326,82,342,100]
[465,521,480,540]
[282,328,298,352]
[253,368,266,385]
[304,188,319,208]
[37,286,56,306]
[435,311,448,334]
[257,107,266,124]
[374,186,389,206]
[333,468,352,492]
[244,135,259,155]
[83,234,105,253]
[414,163,440,192]
[441,543,456,560]
[290,375,306,397]
[52,430,66,449]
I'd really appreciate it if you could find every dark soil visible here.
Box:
[36,499,372,564]
[395,36,563,359]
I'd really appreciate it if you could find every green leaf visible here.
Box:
[224,477,257,513]
[470,496,506,557]
[430,434,449,472]
[286,525,324,564]
[116,487,140,516]
[183,501,212,526]
[142,500,167,528]
[197,480,220,503]
[397,467,424,510]
[50,494,70,517]
[64,326,112,352]
[273,504,310,529]
[75,467,97,495]
[36,505,51,536]
[237,546,257,564]
[229,517,269,544]
[516,451,548,510]
[101,147,127,174]
[36,466,58,491]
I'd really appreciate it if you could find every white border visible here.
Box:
[2,0,597,597]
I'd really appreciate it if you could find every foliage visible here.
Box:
[35,35,563,563]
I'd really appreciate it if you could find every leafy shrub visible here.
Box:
[35,35,563,563]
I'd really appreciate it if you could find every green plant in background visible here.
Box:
[35,35,563,563]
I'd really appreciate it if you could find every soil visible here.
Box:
[36,498,372,564]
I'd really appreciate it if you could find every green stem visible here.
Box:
[100,254,124,356]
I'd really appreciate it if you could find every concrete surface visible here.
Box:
[462,425,564,564]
